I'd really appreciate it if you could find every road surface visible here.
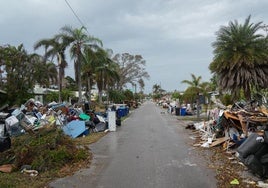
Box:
[49,101,217,188]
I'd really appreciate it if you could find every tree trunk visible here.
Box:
[87,75,91,102]
[57,53,62,103]
[77,56,82,102]
[99,90,103,103]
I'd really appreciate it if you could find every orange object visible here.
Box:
[0,164,14,173]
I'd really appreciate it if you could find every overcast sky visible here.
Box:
[1,0,268,93]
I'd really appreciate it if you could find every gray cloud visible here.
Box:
[1,0,268,93]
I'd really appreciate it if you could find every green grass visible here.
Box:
[176,115,209,122]
[0,128,107,188]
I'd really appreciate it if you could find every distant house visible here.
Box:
[33,85,99,103]
[73,89,99,101]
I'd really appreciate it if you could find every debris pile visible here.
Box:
[0,98,126,155]
[0,98,128,181]
[1,99,128,140]
[188,97,268,178]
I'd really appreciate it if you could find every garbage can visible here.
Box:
[117,107,124,118]
[175,107,180,116]
[180,107,186,116]
[122,106,127,116]
[84,101,90,112]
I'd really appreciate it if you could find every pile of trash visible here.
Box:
[0,98,122,153]
[187,96,268,178]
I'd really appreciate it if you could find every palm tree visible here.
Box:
[152,84,165,101]
[181,73,202,97]
[181,74,207,117]
[34,37,68,102]
[39,61,58,87]
[58,25,102,102]
[3,44,39,104]
[65,76,77,91]
[94,48,120,103]
[181,73,202,90]
[152,84,161,94]
[210,15,268,100]
[81,47,97,101]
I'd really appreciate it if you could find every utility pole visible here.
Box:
[57,53,62,103]
[196,93,200,119]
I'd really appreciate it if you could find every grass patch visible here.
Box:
[74,132,107,146]
[176,115,208,122]
[0,127,107,188]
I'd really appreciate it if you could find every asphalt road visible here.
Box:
[49,101,217,188]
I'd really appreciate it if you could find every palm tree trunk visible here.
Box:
[87,74,91,102]
[57,53,62,103]
[99,70,103,103]
[77,56,82,102]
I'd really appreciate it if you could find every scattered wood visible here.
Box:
[209,137,230,147]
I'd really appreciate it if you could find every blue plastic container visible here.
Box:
[117,108,125,118]
[180,108,186,116]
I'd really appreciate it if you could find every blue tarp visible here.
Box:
[62,120,86,138]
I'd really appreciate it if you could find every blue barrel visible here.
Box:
[180,108,186,116]
[117,107,125,118]
[123,106,128,116]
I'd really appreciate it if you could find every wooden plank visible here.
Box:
[209,137,229,147]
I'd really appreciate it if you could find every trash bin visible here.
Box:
[117,107,124,118]
[118,106,129,117]
[175,107,180,116]
[180,108,186,116]
[122,106,127,116]
[84,102,90,112]
[0,136,11,152]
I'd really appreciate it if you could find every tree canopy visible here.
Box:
[210,15,268,100]
[112,53,150,90]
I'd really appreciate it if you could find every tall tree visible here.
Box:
[65,76,77,91]
[1,45,41,104]
[138,78,145,92]
[58,26,102,102]
[152,84,161,94]
[94,48,120,103]
[181,73,202,89]
[181,74,203,103]
[210,15,268,100]
[81,47,97,101]
[112,53,150,90]
[152,84,165,101]
[34,37,68,102]
[30,55,58,88]
[181,73,212,117]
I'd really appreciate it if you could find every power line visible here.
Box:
[64,0,88,31]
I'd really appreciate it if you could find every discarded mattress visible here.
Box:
[62,120,86,138]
